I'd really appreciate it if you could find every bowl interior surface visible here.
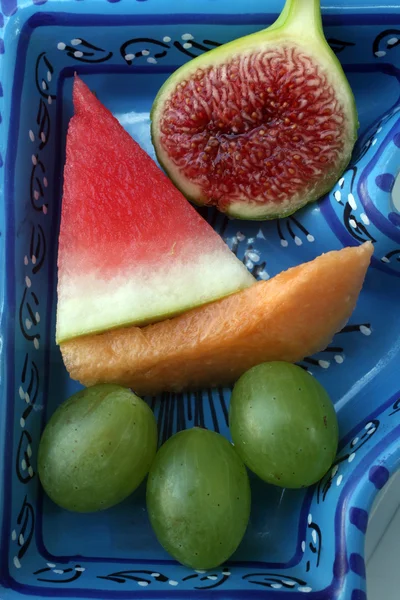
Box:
[1,2,400,599]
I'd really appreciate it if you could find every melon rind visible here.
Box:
[57,248,254,343]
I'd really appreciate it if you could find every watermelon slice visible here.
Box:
[56,77,254,343]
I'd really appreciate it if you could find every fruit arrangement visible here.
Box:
[39,0,376,571]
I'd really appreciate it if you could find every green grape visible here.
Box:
[230,362,338,488]
[38,384,157,512]
[146,428,251,569]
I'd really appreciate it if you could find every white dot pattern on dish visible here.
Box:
[311,530,317,544]
[247,250,260,262]
[258,270,269,280]
[360,325,371,336]
[348,193,357,210]
[298,587,312,593]
[360,212,370,225]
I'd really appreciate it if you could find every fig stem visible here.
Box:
[271,0,324,38]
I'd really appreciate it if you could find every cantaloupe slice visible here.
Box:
[61,243,373,395]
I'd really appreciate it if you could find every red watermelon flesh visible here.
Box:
[56,77,254,343]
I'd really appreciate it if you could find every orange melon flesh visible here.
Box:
[61,243,373,395]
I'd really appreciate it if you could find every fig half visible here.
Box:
[151,0,358,220]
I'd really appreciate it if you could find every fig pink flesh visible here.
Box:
[159,45,347,210]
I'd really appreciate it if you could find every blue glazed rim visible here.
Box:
[0,2,400,599]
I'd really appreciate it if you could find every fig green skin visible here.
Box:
[229,362,339,488]
[151,0,358,220]
[38,384,157,512]
[146,428,251,570]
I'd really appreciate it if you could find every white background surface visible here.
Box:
[366,471,400,599]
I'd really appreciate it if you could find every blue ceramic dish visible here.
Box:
[0,0,399,598]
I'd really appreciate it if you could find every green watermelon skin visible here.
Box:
[56,77,254,343]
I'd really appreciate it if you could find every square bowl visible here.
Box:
[0,0,400,598]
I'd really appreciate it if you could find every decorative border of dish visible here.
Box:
[0,6,400,600]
